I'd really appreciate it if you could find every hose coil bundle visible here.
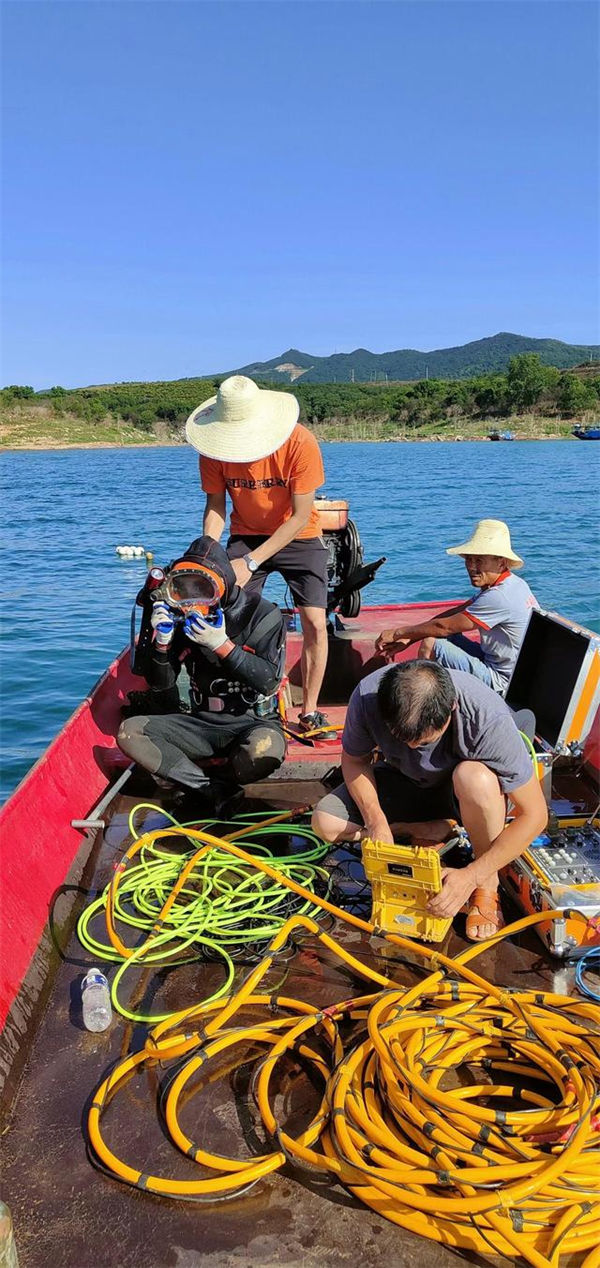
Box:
[77,806,330,1022]
[87,826,600,1268]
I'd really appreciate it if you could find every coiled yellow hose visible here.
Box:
[88,825,600,1267]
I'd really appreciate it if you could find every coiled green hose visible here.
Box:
[77,803,331,1024]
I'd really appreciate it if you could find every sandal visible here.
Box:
[465,887,504,942]
[298,710,332,739]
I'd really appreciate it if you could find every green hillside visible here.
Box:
[2,354,599,448]
[235,333,599,384]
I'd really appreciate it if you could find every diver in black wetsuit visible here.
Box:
[117,537,286,804]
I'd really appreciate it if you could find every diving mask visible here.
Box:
[163,561,225,615]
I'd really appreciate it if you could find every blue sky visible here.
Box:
[2,0,598,389]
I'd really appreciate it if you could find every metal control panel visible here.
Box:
[501,817,600,957]
[529,823,600,885]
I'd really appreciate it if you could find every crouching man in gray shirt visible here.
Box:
[311,661,547,941]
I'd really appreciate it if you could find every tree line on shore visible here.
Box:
[2,354,599,435]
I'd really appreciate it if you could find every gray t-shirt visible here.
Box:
[466,571,538,693]
[342,667,533,794]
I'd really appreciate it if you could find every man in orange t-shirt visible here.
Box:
[186,375,329,730]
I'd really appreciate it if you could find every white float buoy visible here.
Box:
[116,545,145,557]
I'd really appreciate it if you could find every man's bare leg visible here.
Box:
[299,605,328,717]
[452,760,506,938]
[311,808,364,843]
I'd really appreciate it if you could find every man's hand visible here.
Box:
[151,601,176,649]
[427,865,477,920]
[375,628,410,658]
[183,608,228,651]
[231,557,252,588]
[362,813,395,845]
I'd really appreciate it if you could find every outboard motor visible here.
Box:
[314,498,386,618]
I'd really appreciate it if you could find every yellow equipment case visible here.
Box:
[361,838,452,943]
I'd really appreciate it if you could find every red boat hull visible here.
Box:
[0,652,142,1031]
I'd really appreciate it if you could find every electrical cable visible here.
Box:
[87,824,600,1267]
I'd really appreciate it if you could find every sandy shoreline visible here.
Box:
[0,440,182,451]
[0,434,572,452]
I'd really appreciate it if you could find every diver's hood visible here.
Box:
[172,536,261,636]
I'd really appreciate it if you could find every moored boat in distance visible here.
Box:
[488,429,515,440]
[572,424,600,439]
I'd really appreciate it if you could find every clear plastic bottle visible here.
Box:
[0,1200,20,1268]
[81,967,112,1032]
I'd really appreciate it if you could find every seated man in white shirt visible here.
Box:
[375,520,538,695]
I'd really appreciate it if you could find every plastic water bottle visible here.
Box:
[0,1201,19,1268]
[81,968,112,1032]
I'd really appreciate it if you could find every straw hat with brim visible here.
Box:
[185,375,300,462]
[446,519,524,568]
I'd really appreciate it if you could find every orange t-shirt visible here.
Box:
[200,423,325,540]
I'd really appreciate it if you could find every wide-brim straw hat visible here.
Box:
[185,375,300,462]
[446,519,524,567]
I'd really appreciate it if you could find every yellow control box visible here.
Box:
[362,839,452,943]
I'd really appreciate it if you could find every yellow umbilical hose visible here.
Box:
[88,825,600,1267]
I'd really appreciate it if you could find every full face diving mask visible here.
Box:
[163,561,225,618]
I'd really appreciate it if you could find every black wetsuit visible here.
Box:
[118,538,287,791]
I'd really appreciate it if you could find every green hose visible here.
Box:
[77,803,331,1024]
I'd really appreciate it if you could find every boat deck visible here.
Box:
[1,779,586,1268]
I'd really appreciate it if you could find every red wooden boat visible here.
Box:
[1,600,599,1268]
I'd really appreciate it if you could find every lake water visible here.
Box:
[1,440,599,802]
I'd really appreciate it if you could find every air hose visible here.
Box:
[77,806,331,1023]
[87,825,600,1267]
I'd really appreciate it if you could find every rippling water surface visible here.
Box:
[1,440,599,801]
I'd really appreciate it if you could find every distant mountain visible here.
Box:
[233,333,599,384]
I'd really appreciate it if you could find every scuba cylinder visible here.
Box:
[130,567,166,675]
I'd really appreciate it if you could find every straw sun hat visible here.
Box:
[185,375,300,463]
[446,519,524,568]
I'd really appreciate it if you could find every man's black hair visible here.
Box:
[377,661,456,743]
